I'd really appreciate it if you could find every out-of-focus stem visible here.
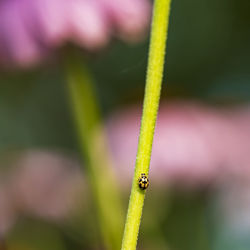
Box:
[121,0,172,249]
[65,52,124,250]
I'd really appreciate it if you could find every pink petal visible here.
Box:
[100,0,151,42]
[24,0,68,47]
[0,0,43,67]
[67,0,110,49]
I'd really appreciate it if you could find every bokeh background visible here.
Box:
[1,0,250,249]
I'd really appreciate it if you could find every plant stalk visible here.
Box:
[121,0,172,249]
[65,52,124,250]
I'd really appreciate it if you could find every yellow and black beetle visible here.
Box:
[138,173,149,190]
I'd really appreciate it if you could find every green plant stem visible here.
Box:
[121,0,172,249]
[65,52,124,250]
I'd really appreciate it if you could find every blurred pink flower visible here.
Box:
[0,0,151,67]
[0,185,16,236]
[0,151,85,236]
[106,101,250,189]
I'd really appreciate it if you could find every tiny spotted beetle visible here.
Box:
[138,173,149,190]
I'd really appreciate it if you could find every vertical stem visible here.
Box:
[121,0,172,249]
[65,52,124,250]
